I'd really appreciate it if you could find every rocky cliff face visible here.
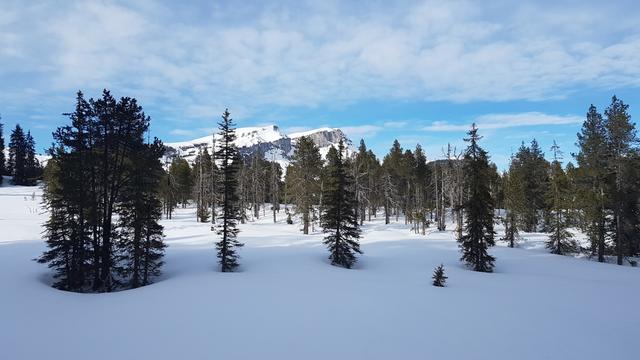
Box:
[164,125,353,168]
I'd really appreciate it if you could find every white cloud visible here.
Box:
[423,112,584,132]
[169,128,198,137]
[1,0,639,119]
[383,121,408,128]
[341,125,383,139]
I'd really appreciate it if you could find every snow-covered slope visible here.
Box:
[1,184,639,360]
[164,125,353,168]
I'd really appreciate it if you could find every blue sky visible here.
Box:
[1,0,639,169]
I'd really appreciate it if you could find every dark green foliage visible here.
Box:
[432,264,447,287]
[7,124,40,185]
[459,124,496,272]
[285,136,322,234]
[116,138,167,288]
[37,90,166,292]
[546,145,578,255]
[604,96,638,265]
[0,117,5,184]
[169,157,193,208]
[321,140,362,268]
[509,139,550,232]
[575,105,610,261]
[193,148,213,222]
[215,109,243,272]
[501,166,521,248]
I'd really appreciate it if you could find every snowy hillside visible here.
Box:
[164,125,353,168]
[1,184,639,360]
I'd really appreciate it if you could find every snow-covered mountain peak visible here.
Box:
[164,125,353,167]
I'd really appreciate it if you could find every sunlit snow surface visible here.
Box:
[1,181,638,360]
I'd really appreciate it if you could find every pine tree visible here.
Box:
[285,136,322,234]
[193,147,213,222]
[38,90,165,292]
[501,167,520,248]
[214,109,243,272]
[117,138,167,288]
[158,168,178,219]
[382,140,405,222]
[604,96,638,265]
[8,124,27,185]
[169,158,193,208]
[432,264,447,287]
[459,124,496,272]
[0,116,5,184]
[321,140,362,268]
[511,140,550,232]
[574,105,610,262]
[24,131,41,185]
[546,142,578,255]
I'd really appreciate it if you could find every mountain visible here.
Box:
[163,125,353,169]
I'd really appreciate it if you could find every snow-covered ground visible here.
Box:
[1,183,638,360]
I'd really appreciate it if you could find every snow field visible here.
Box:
[1,184,638,360]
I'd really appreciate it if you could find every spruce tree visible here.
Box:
[0,117,4,184]
[546,142,578,255]
[193,147,213,222]
[510,140,550,232]
[320,140,362,268]
[501,166,520,248]
[24,131,40,185]
[432,264,447,287]
[38,90,165,292]
[604,96,638,265]
[574,105,609,261]
[285,136,322,234]
[214,109,243,272]
[458,124,496,272]
[169,158,193,208]
[117,138,167,288]
[8,124,27,185]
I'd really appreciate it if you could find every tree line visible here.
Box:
[36,91,639,293]
[0,116,42,186]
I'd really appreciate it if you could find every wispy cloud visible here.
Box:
[383,121,408,128]
[1,0,639,121]
[423,112,583,132]
[169,128,198,137]
[342,125,383,139]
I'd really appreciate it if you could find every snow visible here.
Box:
[165,125,286,151]
[288,127,337,139]
[1,183,639,360]
[164,125,353,168]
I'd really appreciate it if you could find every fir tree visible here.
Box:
[546,142,578,255]
[459,124,496,272]
[214,109,243,272]
[0,116,5,184]
[285,136,322,234]
[169,158,193,208]
[502,159,523,248]
[24,131,41,185]
[117,138,167,288]
[8,124,27,185]
[604,96,638,265]
[193,147,213,222]
[574,105,609,261]
[432,264,447,287]
[320,140,362,268]
[38,90,165,292]
[510,139,550,232]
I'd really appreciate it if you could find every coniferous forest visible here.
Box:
[0,88,626,300]
[0,92,632,292]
